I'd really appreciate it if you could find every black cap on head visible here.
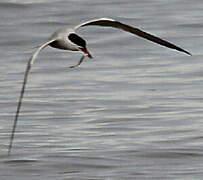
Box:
[68,33,86,48]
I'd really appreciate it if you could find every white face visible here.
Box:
[65,36,80,51]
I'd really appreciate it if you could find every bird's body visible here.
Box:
[49,28,77,50]
[8,18,191,155]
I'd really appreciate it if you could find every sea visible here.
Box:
[0,0,203,179]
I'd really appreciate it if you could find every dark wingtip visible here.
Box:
[175,47,192,56]
[188,52,192,56]
[183,50,192,56]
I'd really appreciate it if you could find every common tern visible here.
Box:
[8,18,191,155]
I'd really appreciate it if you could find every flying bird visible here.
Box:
[8,18,191,155]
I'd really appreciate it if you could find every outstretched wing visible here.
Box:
[8,39,56,155]
[75,18,191,55]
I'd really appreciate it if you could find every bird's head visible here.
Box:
[68,33,92,58]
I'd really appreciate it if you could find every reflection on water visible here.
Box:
[0,0,203,179]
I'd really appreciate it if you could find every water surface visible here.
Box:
[0,0,203,179]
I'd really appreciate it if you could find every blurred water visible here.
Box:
[0,0,203,179]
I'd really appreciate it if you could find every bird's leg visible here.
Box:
[69,54,86,68]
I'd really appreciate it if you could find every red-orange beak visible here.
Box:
[80,47,92,58]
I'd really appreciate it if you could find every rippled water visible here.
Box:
[0,0,203,179]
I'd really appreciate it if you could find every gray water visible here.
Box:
[0,0,203,179]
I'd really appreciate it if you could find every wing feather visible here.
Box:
[75,18,191,55]
[8,39,56,155]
